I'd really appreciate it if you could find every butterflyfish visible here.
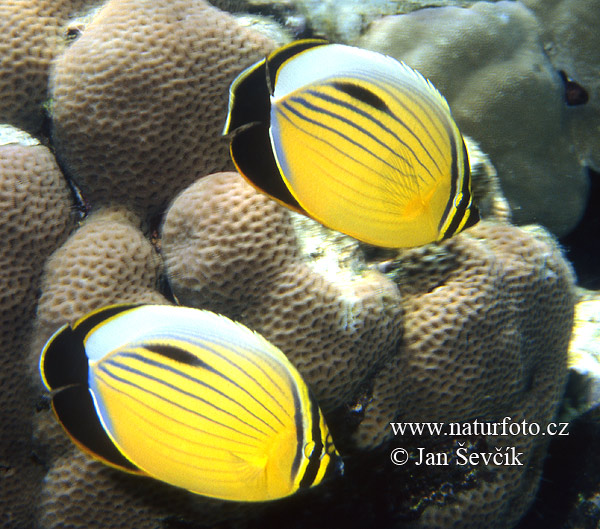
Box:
[223,39,479,248]
[40,304,342,502]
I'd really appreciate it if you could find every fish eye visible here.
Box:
[303,441,316,458]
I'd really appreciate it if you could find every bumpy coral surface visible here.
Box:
[30,208,181,529]
[0,144,75,527]
[161,172,404,412]
[31,207,167,359]
[50,0,274,221]
[30,208,274,529]
[358,0,589,237]
[0,1,583,527]
[0,0,100,134]
[357,223,575,528]
[160,172,575,529]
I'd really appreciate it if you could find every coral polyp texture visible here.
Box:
[355,223,575,528]
[161,171,405,413]
[30,207,167,360]
[0,0,100,135]
[0,0,584,527]
[358,0,589,237]
[161,172,575,528]
[30,209,266,529]
[0,143,75,527]
[50,0,274,220]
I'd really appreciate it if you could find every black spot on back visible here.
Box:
[144,343,206,367]
[331,81,389,113]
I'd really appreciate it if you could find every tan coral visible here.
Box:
[354,222,574,528]
[29,207,205,528]
[50,0,275,221]
[0,0,100,134]
[30,207,289,529]
[37,434,267,529]
[30,207,167,368]
[0,143,74,527]
[160,171,404,413]
[161,170,574,529]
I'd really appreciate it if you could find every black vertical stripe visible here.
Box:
[144,343,206,367]
[223,58,269,134]
[292,91,436,182]
[276,102,416,191]
[289,380,304,482]
[99,360,272,436]
[441,138,478,239]
[177,336,292,420]
[124,348,286,428]
[331,81,389,112]
[41,324,88,390]
[94,370,261,446]
[325,81,443,178]
[356,69,449,160]
[52,385,140,472]
[280,98,418,180]
[230,123,303,212]
[180,333,293,417]
[437,131,460,233]
[298,391,324,489]
[265,39,329,95]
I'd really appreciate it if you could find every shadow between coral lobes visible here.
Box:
[560,168,600,290]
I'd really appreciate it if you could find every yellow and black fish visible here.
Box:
[40,304,342,502]
[223,39,479,248]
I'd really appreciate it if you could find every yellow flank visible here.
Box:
[224,40,479,248]
[272,76,455,247]
[40,304,342,502]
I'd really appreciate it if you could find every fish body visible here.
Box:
[224,39,479,248]
[40,304,341,502]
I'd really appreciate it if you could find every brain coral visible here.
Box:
[0,1,579,525]
[358,0,589,237]
[30,207,167,364]
[161,172,575,529]
[28,208,206,529]
[50,0,275,221]
[0,143,74,527]
[355,223,575,528]
[0,0,100,134]
[161,171,404,412]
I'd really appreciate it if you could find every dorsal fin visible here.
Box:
[265,39,329,96]
[73,304,143,343]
